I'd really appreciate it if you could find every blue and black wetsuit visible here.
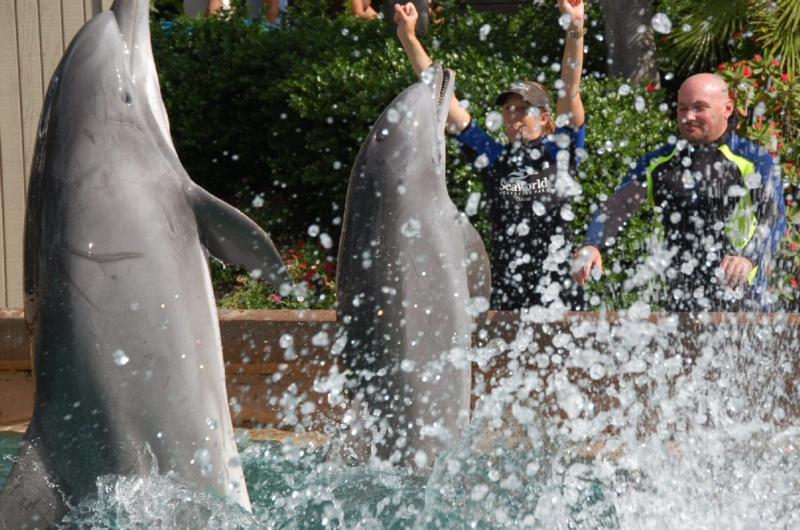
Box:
[585,128,786,311]
[455,120,587,310]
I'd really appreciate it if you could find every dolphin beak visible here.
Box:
[111,0,152,78]
[110,0,174,147]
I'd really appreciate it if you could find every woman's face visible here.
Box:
[501,94,548,143]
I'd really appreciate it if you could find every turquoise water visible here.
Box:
[0,430,618,529]
[2,420,799,528]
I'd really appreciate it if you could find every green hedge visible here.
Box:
[151,1,678,309]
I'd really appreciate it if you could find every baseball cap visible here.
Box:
[495,81,552,111]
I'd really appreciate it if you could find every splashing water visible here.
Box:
[2,305,798,528]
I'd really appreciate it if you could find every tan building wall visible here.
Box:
[0,0,114,308]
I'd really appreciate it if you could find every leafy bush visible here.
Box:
[153,0,794,309]
[214,240,337,309]
[716,56,800,309]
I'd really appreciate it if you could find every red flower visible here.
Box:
[717,63,727,71]
[768,85,777,92]
[772,59,781,67]
[646,82,656,93]
[753,80,759,88]
[754,123,762,129]
[792,277,799,289]
[790,242,799,252]
[299,263,308,270]
[742,66,752,77]
[782,73,790,82]
[754,54,763,62]
[787,161,796,167]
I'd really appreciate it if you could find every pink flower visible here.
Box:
[270,294,282,303]
[742,66,753,77]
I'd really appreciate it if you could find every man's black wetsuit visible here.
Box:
[585,128,786,312]
[456,121,587,310]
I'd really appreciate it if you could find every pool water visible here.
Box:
[2,313,800,528]
[2,417,798,529]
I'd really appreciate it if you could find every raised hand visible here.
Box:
[720,255,754,288]
[571,245,603,287]
[558,0,585,26]
[394,3,419,41]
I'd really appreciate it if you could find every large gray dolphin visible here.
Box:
[0,1,290,526]
[336,64,491,472]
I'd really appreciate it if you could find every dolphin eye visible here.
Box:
[376,127,391,142]
[121,91,132,104]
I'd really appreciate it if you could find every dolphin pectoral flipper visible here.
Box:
[188,185,291,290]
[0,430,68,529]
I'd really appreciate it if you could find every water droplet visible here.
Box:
[387,107,400,123]
[465,192,481,216]
[485,110,503,131]
[308,224,320,237]
[279,334,294,349]
[474,154,490,169]
[333,161,342,170]
[478,24,491,41]
[618,84,632,96]
[651,13,672,34]
[635,96,646,113]
[312,331,330,347]
[320,233,333,249]
[401,218,422,238]
[560,204,575,221]
[113,349,130,366]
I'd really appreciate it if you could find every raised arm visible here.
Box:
[352,0,379,19]
[557,0,586,128]
[394,3,470,134]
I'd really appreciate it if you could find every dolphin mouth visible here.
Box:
[435,66,455,129]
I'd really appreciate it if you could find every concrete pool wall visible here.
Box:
[1,310,798,430]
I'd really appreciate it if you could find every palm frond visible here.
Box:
[751,0,800,77]
[661,0,750,73]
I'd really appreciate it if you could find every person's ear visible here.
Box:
[723,98,734,120]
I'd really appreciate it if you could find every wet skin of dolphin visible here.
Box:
[336,64,491,471]
[0,1,291,527]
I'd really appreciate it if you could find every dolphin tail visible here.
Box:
[0,426,68,529]
[188,185,292,291]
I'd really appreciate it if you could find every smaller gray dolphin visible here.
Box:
[336,64,491,472]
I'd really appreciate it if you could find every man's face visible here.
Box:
[501,94,548,143]
[677,80,733,144]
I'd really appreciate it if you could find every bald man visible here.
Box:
[572,73,786,311]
